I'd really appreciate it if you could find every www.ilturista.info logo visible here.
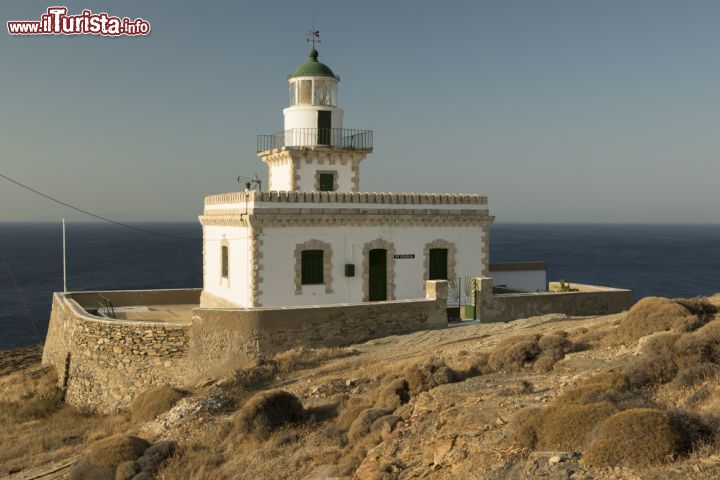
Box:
[7,6,150,36]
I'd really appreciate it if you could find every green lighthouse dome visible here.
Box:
[289,49,338,79]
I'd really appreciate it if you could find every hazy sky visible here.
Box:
[1,0,719,223]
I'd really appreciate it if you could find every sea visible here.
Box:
[1,222,720,351]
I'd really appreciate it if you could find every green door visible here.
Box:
[317,110,331,145]
[429,248,448,280]
[368,249,387,301]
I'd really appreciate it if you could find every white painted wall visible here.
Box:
[268,158,293,191]
[256,225,486,307]
[203,225,250,306]
[491,270,547,292]
[283,105,344,143]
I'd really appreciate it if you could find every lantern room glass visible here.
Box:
[289,79,337,107]
[297,80,312,105]
[313,79,337,106]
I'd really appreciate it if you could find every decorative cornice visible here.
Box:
[205,190,489,207]
[199,213,494,228]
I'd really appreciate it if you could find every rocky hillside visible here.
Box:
[2,294,720,479]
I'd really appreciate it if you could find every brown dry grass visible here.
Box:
[129,385,184,423]
[582,408,693,467]
[0,358,141,475]
[0,364,63,421]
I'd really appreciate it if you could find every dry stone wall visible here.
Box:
[43,294,192,413]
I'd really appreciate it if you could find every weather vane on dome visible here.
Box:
[307,19,320,49]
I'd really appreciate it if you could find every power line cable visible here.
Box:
[0,173,201,241]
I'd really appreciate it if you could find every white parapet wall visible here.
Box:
[490,262,547,292]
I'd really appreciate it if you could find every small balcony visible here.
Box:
[257,128,373,152]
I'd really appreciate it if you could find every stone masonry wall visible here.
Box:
[43,282,448,413]
[475,278,633,323]
[43,294,192,413]
[190,280,448,368]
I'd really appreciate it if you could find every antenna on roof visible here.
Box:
[307,18,320,49]
[237,173,262,191]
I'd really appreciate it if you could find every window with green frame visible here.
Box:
[301,250,324,284]
[318,173,335,192]
[428,248,448,280]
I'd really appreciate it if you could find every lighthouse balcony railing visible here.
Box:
[257,128,373,152]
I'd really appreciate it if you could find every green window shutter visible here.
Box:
[429,248,448,280]
[301,250,324,285]
[319,173,335,192]
[221,245,229,278]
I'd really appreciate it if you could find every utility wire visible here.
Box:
[0,173,201,241]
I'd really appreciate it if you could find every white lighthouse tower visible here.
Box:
[257,47,372,192]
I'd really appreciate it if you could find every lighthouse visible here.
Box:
[200,40,492,309]
[257,47,372,192]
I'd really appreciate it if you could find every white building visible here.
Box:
[199,48,494,309]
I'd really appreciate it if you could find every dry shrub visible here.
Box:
[674,297,718,323]
[115,460,141,480]
[136,440,178,476]
[487,337,541,372]
[673,363,720,388]
[534,333,575,372]
[373,377,410,411]
[673,333,720,369]
[459,352,491,376]
[233,358,278,391]
[498,380,533,397]
[347,408,392,442]
[513,401,619,451]
[335,396,374,430]
[512,371,650,450]
[403,357,459,395]
[557,371,645,410]
[569,325,610,349]
[273,347,357,375]
[624,355,679,387]
[87,435,150,466]
[68,459,116,480]
[626,318,720,388]
[234,390,306,440]
[485,333,576,374]
[615,297,707,343]
[636,332,681,357]
[129,385,184,423]
[582,409,693,467]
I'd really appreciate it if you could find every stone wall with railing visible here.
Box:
[42,292,194,413]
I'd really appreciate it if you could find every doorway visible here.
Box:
[368,249,387,301]
[428,248,449,280]
[317,110,331,145]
